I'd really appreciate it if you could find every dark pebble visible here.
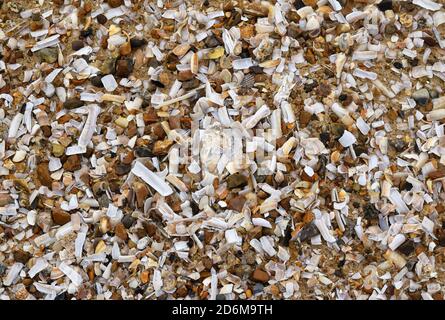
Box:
[363,204,379,219]
[80,27,93,38]
[134,147,152,157]
[64,98,84,109]
[226,173,248,189]
[249,66,264,74]
[412,88,430,106]
[205,35,222,47]
[304,80,318,93]
[72,40,84,51]
[319,131,330,147]
[97,14,108,25]
[377,0,393,11]
[130,38,147,48]
[390,139,407,152]
[115,58,133,78]
[0,263,6,275]
[401,181,413,191]
[294,0,305,10]
[151,80,165,88]
[393,61,403,69]
[91,75,104,87]
[398,239,416,256]
[98,194,110,207]
[13,249,32,264]
[298,223,319,242]
[55,292,68,300]
[216,294,226,300]
[354,145,367,156]
[423,36,438,47]
[279,224,292,247]
[122,214,135,229]
[115,163,131,176]
[253,283,264,295]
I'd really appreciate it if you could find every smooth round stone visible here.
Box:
[412,88,430,106]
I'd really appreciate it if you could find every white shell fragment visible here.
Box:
[1,0,445,302]
[131,161,173,196]
[338,130,356,147]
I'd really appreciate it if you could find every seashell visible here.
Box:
[433,96,445,110]
[433,11,445,26]
[258,59,280,68]
[305,16,320,31]
[427,109,445,121]
[12,150,26,162]
[335,53,346,79]
[108,24,121,36]
[240,73,255,88]
[172,43,190,57]
[413,0,442,11]
[206,46,225,59]
[190,52,199,74]
[373,79,395,98]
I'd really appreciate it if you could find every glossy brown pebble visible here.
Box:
[64,98,84,110]
[63,155,82,171]
[91,75,104,87]
[143,222,157,237]
[97,14,108,25]
[115,223,128,240]
[72,40,84,51]
[108,0,123,8]
[251,268,270,283]
[13,249,32,264]
[122,215,135,229]
[36,162,53,188]
[115,58,133,77]
[226,173,248,189]
[227,195,246,212]
[52,208,71,226]
[177,70,194,81]
[119,42,132,56]
[115,163,131,176]
[130,38,147,48]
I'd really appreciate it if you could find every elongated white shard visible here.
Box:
[389,188,409,214]
[427,109,445,121]
[153,269,162,293]
[31,34,60,52]
[4,263,23,286]
[328,0,342,11]
[356,117,371,135]
[131,161,173,196]
[28,258,49,278]
[260,236,277,256]
[59,262,82,286]
[413,0,442,11]
[101,74,118,92]
[78,104,101,148]
[314,217,337,243]
[8,113,23,138]
[242,104,271,129]
[252,217,272,228]
[338,130,356,147]
[225,229,242,245]
[352,51,378,61]
[389,234,406,251]
[232,58,253,70]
